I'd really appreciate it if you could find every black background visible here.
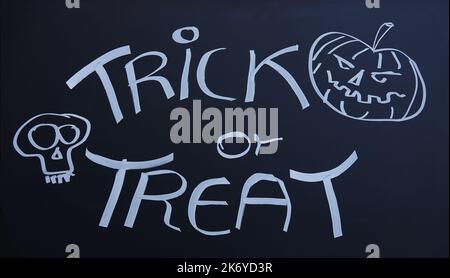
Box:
[0,0,448,257]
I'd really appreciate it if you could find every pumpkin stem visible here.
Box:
[373,22,394,50]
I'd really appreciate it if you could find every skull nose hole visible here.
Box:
[51,147,63,160]
[348,69,365,86]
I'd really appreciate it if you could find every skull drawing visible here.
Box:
[13,113,91,184]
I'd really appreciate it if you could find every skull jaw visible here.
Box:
[41,152,73,184]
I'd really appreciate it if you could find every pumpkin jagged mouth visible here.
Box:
[325,70,406,104]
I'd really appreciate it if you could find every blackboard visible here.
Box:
[1,0,448,258]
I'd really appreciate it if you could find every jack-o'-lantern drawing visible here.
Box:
[308,23,426,122]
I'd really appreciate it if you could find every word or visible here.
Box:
[66,26,310,124]
[85,149,358,238]
[65,244,80,258]
[170,100,280,154]
[216,131,283,159]
[65,0,80,9]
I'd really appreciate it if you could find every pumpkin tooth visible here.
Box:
[346,90,366,103]
[367,95,383,104]
[384,92,407,103]
[344,90,371,104]
[367,92,406,104]
[358,92,372,104]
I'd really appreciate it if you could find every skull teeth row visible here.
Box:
[45,173,74,184]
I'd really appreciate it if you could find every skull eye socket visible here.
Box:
[27,124,58,151]
[58,125,81,145]
[371,71,402,83]
[333,54,355,70]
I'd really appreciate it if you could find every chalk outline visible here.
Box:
[13,113,91,182]
[308,23,427,122]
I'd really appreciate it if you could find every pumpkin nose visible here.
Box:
[348,69,365,86]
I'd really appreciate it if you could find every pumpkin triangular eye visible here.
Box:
[333,54,355,70]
